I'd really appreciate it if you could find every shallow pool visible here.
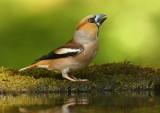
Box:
[1,91,160,113]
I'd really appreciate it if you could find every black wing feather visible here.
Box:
[32,49,82,64]
[36,51,78,61]
[32,40,84,64]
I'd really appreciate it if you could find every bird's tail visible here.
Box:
[19,64,37,72]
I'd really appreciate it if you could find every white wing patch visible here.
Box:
[37,65,49,68]
[56,48,83,54]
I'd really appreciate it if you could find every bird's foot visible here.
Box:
[65,77,88,82]
[72,76,88,82]
[62,72,88,82]
[78,79,88,82]
[65,76,77,82]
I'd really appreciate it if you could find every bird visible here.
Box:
[19,14,107,81]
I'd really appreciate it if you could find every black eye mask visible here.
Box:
[88,18,95,23]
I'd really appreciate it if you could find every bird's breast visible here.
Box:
[39,40,99,72]
[74,39,99,66]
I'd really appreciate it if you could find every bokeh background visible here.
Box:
[0,0,160,69]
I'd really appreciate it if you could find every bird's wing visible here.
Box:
[32,40,84,64]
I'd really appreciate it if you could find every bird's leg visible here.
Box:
[62,69,88,82]
[62,69,77,82]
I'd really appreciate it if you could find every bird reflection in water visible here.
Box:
[19,97,89,113]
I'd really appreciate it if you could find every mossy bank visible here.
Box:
[0,61,160,94]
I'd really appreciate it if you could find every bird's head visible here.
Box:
[74,14,107,43]
[76,14,107,34]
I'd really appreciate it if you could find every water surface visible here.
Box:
[1,91,160,113]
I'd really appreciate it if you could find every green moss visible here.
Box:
[0,61,160,93]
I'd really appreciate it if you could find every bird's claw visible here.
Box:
[72,76,88,82]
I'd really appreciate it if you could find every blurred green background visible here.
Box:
[0,0,160,69]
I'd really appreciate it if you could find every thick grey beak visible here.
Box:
[95,14,107,27]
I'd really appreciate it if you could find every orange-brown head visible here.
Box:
[74,14,107,44]
[76,14,106,34]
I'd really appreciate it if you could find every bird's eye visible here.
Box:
[88,18,95,23]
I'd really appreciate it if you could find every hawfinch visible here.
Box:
[19,14,107,81]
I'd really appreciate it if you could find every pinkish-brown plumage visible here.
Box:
[19,14,107,81]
